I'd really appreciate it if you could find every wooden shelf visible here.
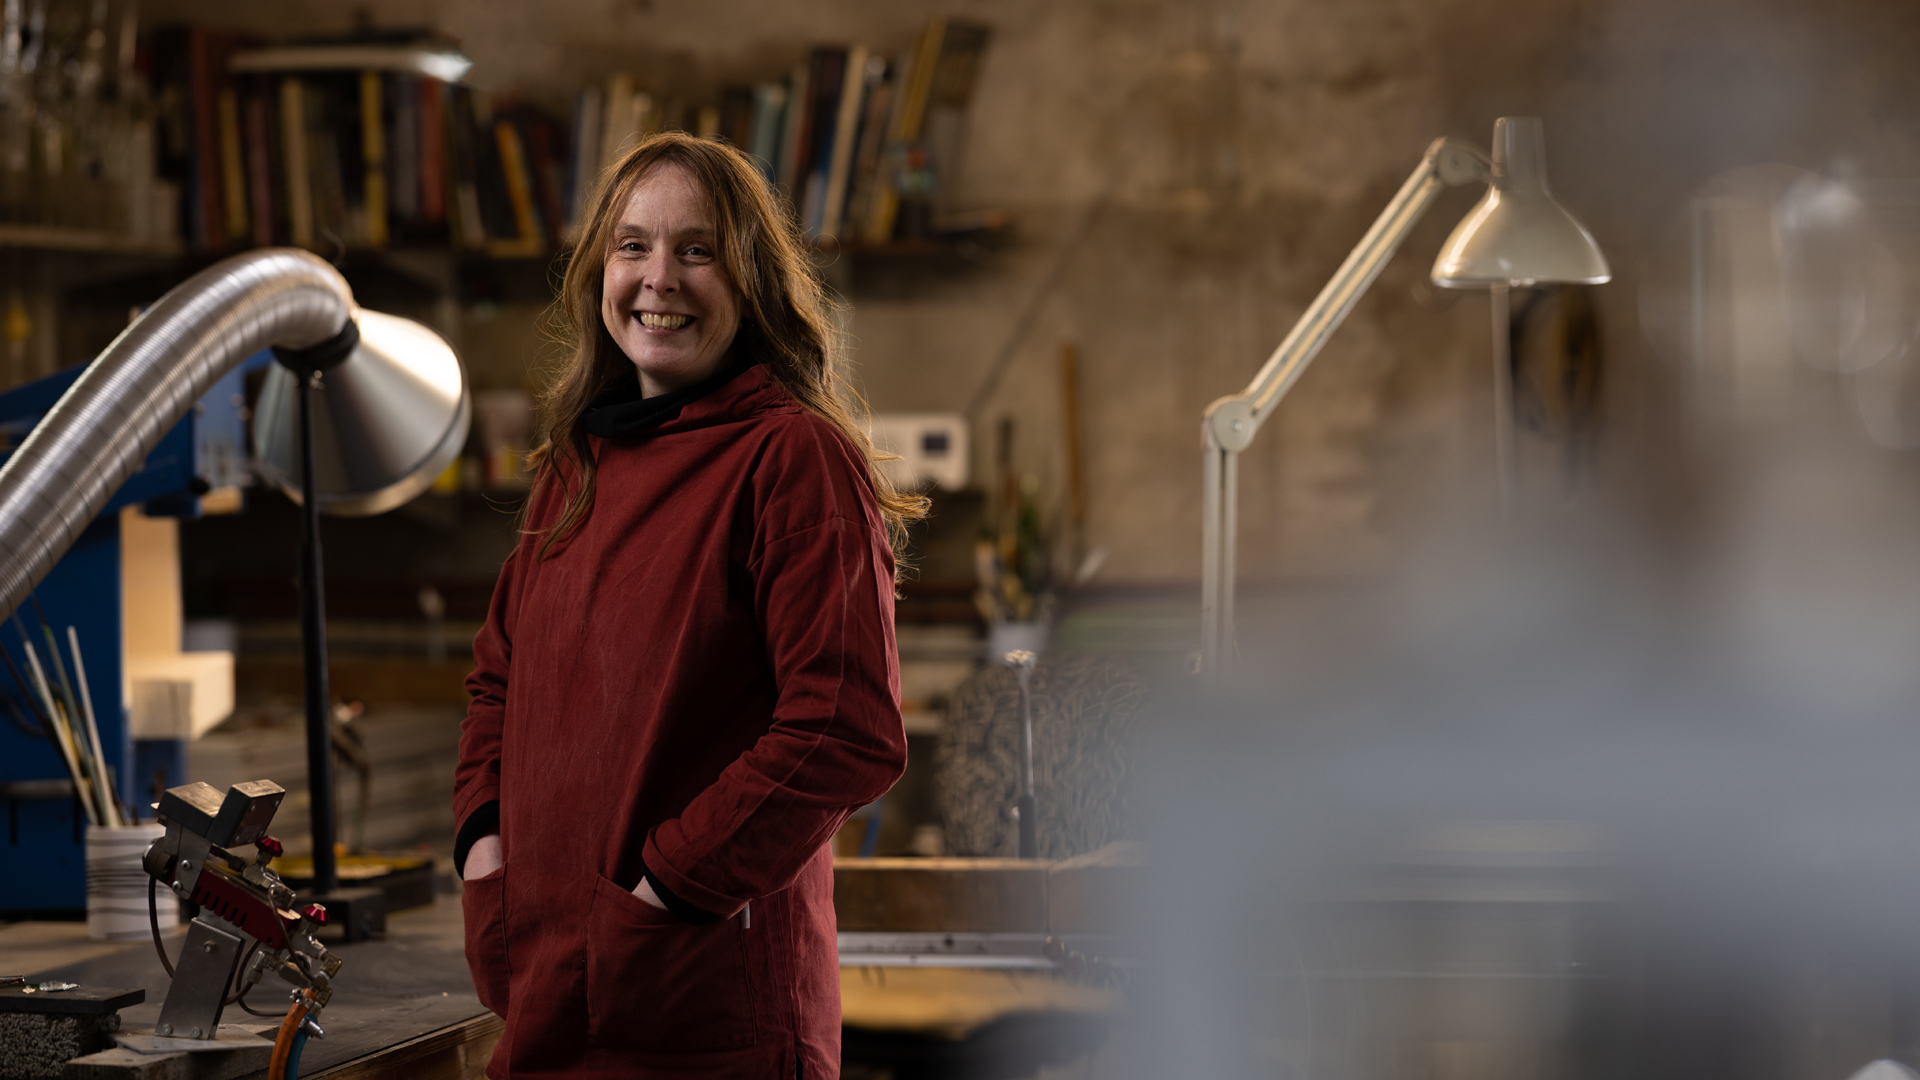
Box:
[0,224,183,257]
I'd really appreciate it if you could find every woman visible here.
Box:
[453,132,921,1079]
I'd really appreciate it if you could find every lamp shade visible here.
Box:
[1431,116,1611,287]
[252,309,470,516]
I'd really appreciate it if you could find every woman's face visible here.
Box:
[601,164,743,397]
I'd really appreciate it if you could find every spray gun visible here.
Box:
[142,780,341,1080]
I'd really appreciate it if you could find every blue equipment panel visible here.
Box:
[0,350,272,913]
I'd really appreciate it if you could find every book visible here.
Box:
[418,78,446,225]
[280,77,314,248]
[243,78,276,246]
[569,84,604,226]
[818,46,872,243]
[216,87,248,243]
[776,61,809,197]
[600,74,636,171]
[718,85,755,147]
[843,59,895,242]
[187,28,224,250]
[361,71,388,248]
[389,74,420,224]
[446,84,486,249]
[747,82,786,186]
[522,111,567,241]
[494,117,542,246]
[306,77,350,248]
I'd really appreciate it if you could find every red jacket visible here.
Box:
[454,365,907,1079]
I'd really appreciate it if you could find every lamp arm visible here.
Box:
[0,249,352,622]
[1204,137,1490,451]
[1199,136,1489,673]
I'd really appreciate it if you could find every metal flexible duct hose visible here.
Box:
[0,248,352,621]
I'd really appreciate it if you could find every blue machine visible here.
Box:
[0,350,273,913]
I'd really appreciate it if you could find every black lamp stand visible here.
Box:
[275,323,384,941]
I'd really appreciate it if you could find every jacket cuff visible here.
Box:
[453,801,500,880]
[454,782,500,828]
[640,857,718,925]
[642,831,743,918]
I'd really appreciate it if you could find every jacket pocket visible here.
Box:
[584,874,757,1051]
[461,868,512,1016]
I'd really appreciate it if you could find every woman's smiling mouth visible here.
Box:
[638,312,694,330]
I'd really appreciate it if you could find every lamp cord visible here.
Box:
[148,876,174,977]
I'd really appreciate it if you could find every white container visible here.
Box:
[87,823,170,942]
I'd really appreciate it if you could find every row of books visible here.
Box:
[568,16,993,247]
[149,29,567,256]
[138,19,993,256]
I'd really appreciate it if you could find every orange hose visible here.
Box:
[267,996,311,1080]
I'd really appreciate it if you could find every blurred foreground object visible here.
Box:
[1200,116,1609,673]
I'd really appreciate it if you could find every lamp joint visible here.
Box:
[1431,138,1493,188]
[1203,395,1258,453]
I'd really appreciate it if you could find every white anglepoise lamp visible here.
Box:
[1199,116,1609,673]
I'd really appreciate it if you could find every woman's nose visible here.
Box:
[643,255,678,294]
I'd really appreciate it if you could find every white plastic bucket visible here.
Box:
[87,823,170,942]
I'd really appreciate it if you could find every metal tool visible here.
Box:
[1003,650,1038,859]
[142,780,341,1052]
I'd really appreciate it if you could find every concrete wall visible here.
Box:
[144,0,1920,586]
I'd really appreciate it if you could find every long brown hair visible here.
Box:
[526,132,927,563]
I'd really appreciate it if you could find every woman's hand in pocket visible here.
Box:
[464,834,504,880]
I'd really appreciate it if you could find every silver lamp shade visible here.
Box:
[252,309,470,516]
[1431,116,1611,287]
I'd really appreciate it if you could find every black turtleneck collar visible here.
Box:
[583,354,759,439]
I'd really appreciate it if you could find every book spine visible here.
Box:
[419,79,446,225]
[569,85,603,228]
[844,63,895,242]
[820,47,873,243]
[600,73,635,171]
[720,86,755,148]
[361,71,387,248]
[187,29,224,251]
[470,93,520,250]
[280,77,313,249]
[308,79,347,246]
[495,118,543,246]
[897,17,947,143]
[389,75,419,225]
[777,61,809,198]
[526,114,566,242]
[217,86,248,243]
[243,80,275,246]
[447,86,487,249]
[747,83,786,186]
